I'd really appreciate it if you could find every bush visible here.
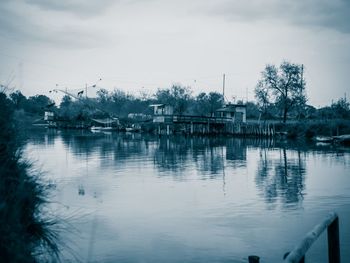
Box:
[0,92,60,262]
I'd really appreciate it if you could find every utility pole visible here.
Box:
[85,83,88,99]
[222,73,226,102]
[246,87,248,103]
[301,64,304,88]
[19,62,23,90]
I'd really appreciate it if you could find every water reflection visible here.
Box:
[255,147,306,207]
[26,131,348,193]
[51,132,249,180]
[23,130,350,262]
[23,131,345,207]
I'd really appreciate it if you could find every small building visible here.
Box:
[149,104,174,116]
[215,103,246,123]
[44,111,55,121]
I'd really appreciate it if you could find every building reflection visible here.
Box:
[27,130,310,206]
[153,137,247,178]
[28,131,250,181]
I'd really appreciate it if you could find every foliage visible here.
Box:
[26,95,55,115]
[60,95,72,108]
[245,101,260,119]
[7,80,350,126]
[331,98,350,119]
[155,85,192,115]
[255,61,307,122]
[0,92,60,262]
[195,92,224,116]
[10,90,27,110]
[276,119,350,139]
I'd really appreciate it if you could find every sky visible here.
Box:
[0,0,349,106]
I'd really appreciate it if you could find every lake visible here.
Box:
[23,130,350,262]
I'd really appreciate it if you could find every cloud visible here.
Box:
[205,0,350,33]
[0,0,113,48]
[24,0,118,18]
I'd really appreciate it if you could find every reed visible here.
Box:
[0,92,60,262]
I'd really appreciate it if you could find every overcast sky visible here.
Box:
[1,0,349,106]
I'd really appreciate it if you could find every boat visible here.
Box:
[90,126,115,131]
[333,135,350,145]
[90,117,119,132]
[314,136,333,143]
[125,124,141,132]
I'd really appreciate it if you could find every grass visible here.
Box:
[0,92,60,262]
[272,119,350,139]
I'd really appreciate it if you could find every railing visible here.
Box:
[248,212,340,263]
[172,115,233,124]
[283,212,340,263]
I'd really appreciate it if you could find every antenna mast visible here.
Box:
[222,73,226,102]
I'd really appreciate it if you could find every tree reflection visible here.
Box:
[31,131,249,180]
[255,146,306,207]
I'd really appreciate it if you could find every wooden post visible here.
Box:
[327,216,340,263]
[248,255,259,263]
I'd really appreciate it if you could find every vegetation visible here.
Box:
[0,91,59,262]
[255,61,307,123]
[4,61,350,138]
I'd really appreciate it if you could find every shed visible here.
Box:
[44,111,55,121]
[215,103,246,123]
[149,104,174,116]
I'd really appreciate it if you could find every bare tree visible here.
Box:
[255,61,307,123]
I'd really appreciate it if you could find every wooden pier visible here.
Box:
[152,114,276,137]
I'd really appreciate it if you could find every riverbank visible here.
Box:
[0,93,59,262]
[15,109,350,145]
[273,119,350,142]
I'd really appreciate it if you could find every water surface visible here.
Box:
[24,130,350,262]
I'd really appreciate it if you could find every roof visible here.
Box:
[216,107,235,112]
[149,104,165,107]
[216,104,246,112]
[226,103,247,107]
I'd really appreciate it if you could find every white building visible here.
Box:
[215,104,246,123]
[149,104,174,116]
[44,111,55,121]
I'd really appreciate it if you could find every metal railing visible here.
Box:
[248,212,340,263]
[283,212,340,263]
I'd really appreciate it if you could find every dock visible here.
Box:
[152,114,276,137]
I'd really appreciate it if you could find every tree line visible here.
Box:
[4,61,350,123]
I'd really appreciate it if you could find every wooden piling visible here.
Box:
[327,216,340,263]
